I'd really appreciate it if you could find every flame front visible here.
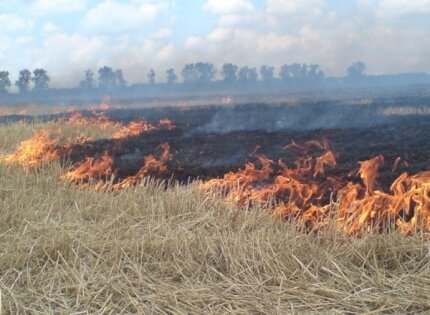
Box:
[112,121,156,139]
[112,143,171,189]
[2,112,429,236]
[201,140,430,235]
[2,130,60,168]
[63,152,114,184]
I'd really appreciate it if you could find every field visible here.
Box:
[0,102,430,314]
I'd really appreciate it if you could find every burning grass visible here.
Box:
[0,116,430,313]
[3,111,428,236]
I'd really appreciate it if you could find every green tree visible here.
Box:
[15,69,31,93]
[0,71,11,95]
[32,69,50,91]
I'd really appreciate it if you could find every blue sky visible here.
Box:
[0,0,429,87]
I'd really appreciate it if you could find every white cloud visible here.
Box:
[180,0,430,78]
[82,0,169,33]
[0,14,33,32]
[203,0,254,14]
[256,32,297,53]
[43,22,61,34]
[31,0,88,15]
[378,0,430,16]
[67,37,106,65]
[155,43,175,61]
[19,26,180,87]
[218,13,261,27]
[0,36,13,52]
[185,36,204,50]
[266,0,324,16]
[207,28,233,42]
[2,0,430,87]
[150,28,173,40]
[15,36,35,46]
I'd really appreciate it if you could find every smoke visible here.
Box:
[192,103,396,134]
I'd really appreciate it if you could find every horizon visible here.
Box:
[1,0,430,89]
[3,61,430,95]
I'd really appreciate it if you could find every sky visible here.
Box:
[0,0,429,88]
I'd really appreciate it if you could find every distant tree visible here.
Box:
[32,69,50,91]
[98,66,127,89]
[182,62,216,83]
[279,65,289,81]
[148,69,156,84]
[238,66,258,82]
[98,66,116,89]
[248,68,258,82]
[221,63,238,82]
[115,69,127,88]
[279,63,324,80]
[280,63,302,79]
[0,71,11,95]
[307,64,325,79]
[166,68,177,84]
[15,69,32,93]
[181,64,196,82]
[260,65,274,82]
[195,62,216,83]
[79,69,95,89]
[347,61,366,78]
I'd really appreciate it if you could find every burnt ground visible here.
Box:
[1,101,429,189]
[61,103,430,191]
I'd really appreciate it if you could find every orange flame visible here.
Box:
[358,155,384,195]
[112,143,171,189]
[112,121,156,139]
[2,116,428,236]
[314,150,336,177]
[2,130,61,168]
[158,118,175,130]
[63,152,114,184]
[201,140,430,235]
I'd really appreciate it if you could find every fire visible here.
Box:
[2,130,61,168]
[158,118,175,130]
[314,150,336,177]
[112,121,156,139]
[112,143,171,189]
[2,110,174,174]
[201,140,430,235]
[1,111,428,236]
[358,155,384,195]
[63,152,114,184]
[66,111,175,139]
[203,156,273,188]
[391,171,430,234]
[61,143,171,190]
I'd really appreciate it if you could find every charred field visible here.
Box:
[0,100,430,314]
[7,100,429,184]
[69,108,429,185]
[2,100,430,236]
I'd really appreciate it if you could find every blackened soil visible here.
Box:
[66,113,430,190]
[2,101,428,189]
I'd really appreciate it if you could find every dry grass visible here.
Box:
[0,121,429,314]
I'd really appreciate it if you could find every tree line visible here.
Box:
[0,61,368,95]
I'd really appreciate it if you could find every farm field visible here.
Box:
[0,102,429,314]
